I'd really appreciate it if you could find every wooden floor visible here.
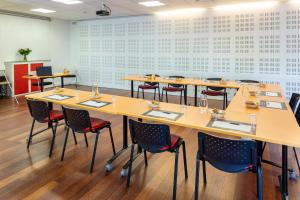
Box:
[0,85,300,200]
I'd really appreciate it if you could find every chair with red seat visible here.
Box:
[137,74,160,100]
[194,132,262,200]
[127,119,188,200]
[161,76,185,104]
[202,78,228,109]
[26,99,66,157]
[61,106,116,173]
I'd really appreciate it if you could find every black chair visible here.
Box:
[262,93,300,173]
[240,80,260,84]
[161,76,185,104]
[127,119,188,200]
[194,132,262,200]
[26,99,65,157]
[61,106,116,173]
[137,74,160,100]
[32,66,53,91]
[202,78,228,109]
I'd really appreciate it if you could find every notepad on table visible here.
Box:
[44,94,73,101]
[79,100,110,108]
[143,110,182,121]
[207,119,254,134]
[266,101,282,109]
[261,91,281,97]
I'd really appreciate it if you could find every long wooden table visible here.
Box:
[23,73,76,92]
[122,75,241,106]
[25,86,299,199]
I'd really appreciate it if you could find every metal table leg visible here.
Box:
[61,77,65,88]
[194,85,198,106]
[281,145,288,199]
[106,116,130,171]
[131,80,134,98]
[184,85,188,105]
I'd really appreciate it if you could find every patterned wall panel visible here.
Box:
[73,4,300,97]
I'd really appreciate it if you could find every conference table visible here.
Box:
[23,73,76,92]
[25,84,300,200]
[122,75,241,106]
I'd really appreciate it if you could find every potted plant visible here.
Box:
[18,48,32,61]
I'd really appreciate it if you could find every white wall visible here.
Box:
[70,2,300,98]
[0,15,70,73]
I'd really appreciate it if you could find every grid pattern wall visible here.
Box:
[72,5,300,98]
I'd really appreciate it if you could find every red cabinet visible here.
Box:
[14,64,29,95]
[30,63,43,92]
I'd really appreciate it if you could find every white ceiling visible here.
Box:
[0,0,274,21]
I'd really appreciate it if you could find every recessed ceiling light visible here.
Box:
[30,8,56,13]
[213,1,278,11]
[52,0,83,5]
[155,8,206,17]
[139,1,165,7]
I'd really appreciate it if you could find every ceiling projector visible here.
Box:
[96,1,111,16]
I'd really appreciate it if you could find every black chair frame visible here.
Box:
[203,78,228,109]
[161,75,185,104]
[194,132,262,200]
[137,74,160,100]
[127,119,188,200]
[60,106,116,173]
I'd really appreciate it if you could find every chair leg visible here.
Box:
[27,119,35,149]
[172,148,179,200]
[225,93,228,108]
[202,160,207,185]
[144,150,148,166]
[72,129,77,145]
[257,165,263,200]
[166,90,169,103]
[194,152,200,200]
[223,94,226,110]
[154,88,156,100]
[161,89,164,102]
[49,122,58,157]
[182,141,188,179]
[180,90,183,105]
[84,133,89,147]
[108,126,116,155]
[262,142,267,156]
[127,144,135,187]
[158,88,161,101]
[90,132,100,173]
[142,89,145,99]
[293,147,300,173]
[61,127,70,161]
[137,87,140,98]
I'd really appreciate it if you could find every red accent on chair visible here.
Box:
[14,64,29,95]
[49,110,64,121]
[138,85,158,89]
[85,118,109,132]
[202,90,224,96]
[160,135,180,151]
[163,87,184,92]
[30,63,43,92]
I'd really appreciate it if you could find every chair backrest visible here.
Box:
[129,119,171,153]
[62,106,92,133]
[240,80,260,83]
[144,74,160,86]
[36,66,52,76]
[289,93,300,113]
[206,78,224,91]
[27,99,50,123]
[169,75,185,88]
[198,132,257,173]
[294,103,300,126]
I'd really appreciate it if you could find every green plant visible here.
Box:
[18,48,32,61]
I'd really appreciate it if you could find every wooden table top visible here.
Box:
[25,86,300,148]
[122,75,241,88]
[22,73,75,80]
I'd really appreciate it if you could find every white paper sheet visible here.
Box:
[265,92,279,97]
[81,100,107,108]
[266,101,282,109]
[212,120,252,133]
[46,95,70,101]
[146,110,179,120]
